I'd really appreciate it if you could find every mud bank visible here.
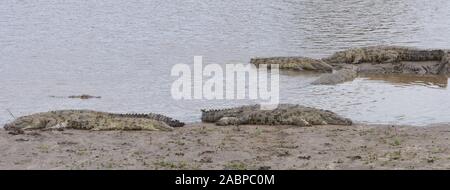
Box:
[1,123,450,170]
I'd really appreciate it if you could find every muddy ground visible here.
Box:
[1,123,450,170]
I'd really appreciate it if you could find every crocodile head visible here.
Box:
[4,117,36,130]
[4,116,59,130]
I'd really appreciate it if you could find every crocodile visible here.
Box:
[49,95,101,99]
[68,95,101,99]
[3,110,185,132]
[323,46,446,64]
[250,46,449,86]
[250,56,333,72]
[201,104,352,127]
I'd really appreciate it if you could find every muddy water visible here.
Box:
[1,0,450,126]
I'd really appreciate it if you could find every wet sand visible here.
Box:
[1,123,450,170]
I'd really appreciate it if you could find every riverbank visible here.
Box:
[1,123,450,169]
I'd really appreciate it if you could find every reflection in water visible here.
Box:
[360,74,448,88]
[1,0,450,125]
[279,70,323,77]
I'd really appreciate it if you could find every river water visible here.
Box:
[1,0,450,125]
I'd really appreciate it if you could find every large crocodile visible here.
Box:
[252,46,450,85]
[201,104,352,127]
[3,110,185,132]
[250,56,333,72]
[323,46,446,64]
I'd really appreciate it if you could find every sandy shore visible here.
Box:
[1,123,450,170]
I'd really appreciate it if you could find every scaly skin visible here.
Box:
[438,52,450,74]
[201,104,352,127]
[323,46,446,64]
[3,110,184,131]
[250,56,333,72]
[114,113,185,128]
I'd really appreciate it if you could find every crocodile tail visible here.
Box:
[114,112,185,127]
[145,113,185,128]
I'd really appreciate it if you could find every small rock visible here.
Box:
[298,155,312,160]
[347,155,362,161]
[175,152,184,156]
